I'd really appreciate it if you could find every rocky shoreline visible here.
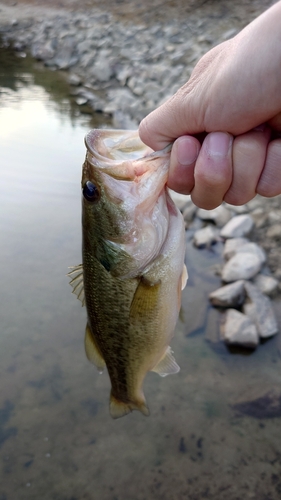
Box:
[0,0,276,127]
[172,193,281,349]
[1,0,281,348]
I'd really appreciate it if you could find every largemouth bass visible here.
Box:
[68,129,187,418]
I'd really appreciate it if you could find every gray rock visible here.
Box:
[222,253,262,282]
[79,52,96,69]
[53,36,79,69]
[112,111,138,129]
[209,280,245,308]
[182,202,197,224]
[91,53,113,82]
[246,196,264,211]
[75,97,88,106]
[268,209,281,224]
[104,88,137,114]
[226,204,248,215]
[77,39,95,54]
[193,225,218,248]
[220,214,254,239]
[197,204,232,228]
[162,65,185,88]
[221,309,259,348]
[68,73,82,86]
[266,223,281,241]
[223,237,249,260]
[127,75,145,96]
[144,81,164,105]
[251,207,268,229]
[235,242,266,265]
[253,274,279,296]
[31,39,56,60]
[77,87,99,103]
[243,282,279,338]
[116,65,132,86]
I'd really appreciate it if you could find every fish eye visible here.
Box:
[83,181,100,202]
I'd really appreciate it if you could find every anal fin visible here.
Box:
[151,346,180,377]
[84,323,106,374]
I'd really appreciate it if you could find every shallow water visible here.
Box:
[1,48,281,500]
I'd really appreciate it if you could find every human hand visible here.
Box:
[139,2,281,209]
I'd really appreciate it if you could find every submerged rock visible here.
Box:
[232,388,281,419]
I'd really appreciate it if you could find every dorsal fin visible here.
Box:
[151,346,180,377]
[67,264,85,306]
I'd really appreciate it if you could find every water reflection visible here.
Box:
[1,47,281,500]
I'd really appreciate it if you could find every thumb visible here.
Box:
[138,43,225,151]
[139,92,201,151]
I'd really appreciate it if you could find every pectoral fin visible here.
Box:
[67,264,85,306]
[84,323,106,374]
[151,346,180,377]
[130,276,161,320]
[177,263,188,311]
[181,264,188,290]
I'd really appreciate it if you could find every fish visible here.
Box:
[68,129,187,418]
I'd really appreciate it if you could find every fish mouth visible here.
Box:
[84,129,172,181]
[83,128,172,210]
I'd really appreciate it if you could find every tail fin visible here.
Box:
[109,393,150,419]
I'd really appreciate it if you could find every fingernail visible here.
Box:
[176,136,199,165]
[205,132,232,158]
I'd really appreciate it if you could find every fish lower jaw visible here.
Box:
[109,393,150,419]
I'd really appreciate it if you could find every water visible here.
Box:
[1,48,281,500]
